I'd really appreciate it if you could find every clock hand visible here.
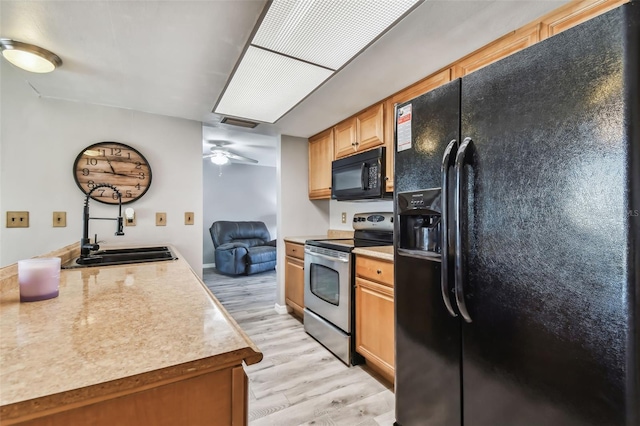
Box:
[105,158,117,175]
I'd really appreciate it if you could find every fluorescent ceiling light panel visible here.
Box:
[252,0,420,70]
[215,46,332,123]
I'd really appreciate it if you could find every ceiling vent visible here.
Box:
[220,116,258,129]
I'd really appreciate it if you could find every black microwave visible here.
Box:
[331,147,389,201]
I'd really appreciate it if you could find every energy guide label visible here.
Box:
[397,104,412,152]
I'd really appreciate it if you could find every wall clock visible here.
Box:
[73,142,152,205]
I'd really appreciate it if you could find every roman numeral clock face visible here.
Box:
[73,142,152,204]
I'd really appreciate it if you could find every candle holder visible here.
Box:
[18,258,61,302]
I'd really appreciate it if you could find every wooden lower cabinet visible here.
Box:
[285,242,305,317]
[355,255,395,384]
[14,365,248,426]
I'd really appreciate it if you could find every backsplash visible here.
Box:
[329,199,394,230]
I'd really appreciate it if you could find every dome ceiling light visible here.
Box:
[0,39,62,73]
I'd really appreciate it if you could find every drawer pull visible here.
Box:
[377,269,382,274]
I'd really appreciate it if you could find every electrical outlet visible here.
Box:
[6,211,29,228]
[341,212,347,223]
[53,212,66,227]
[185,212,194,225]
[156,212,167,226]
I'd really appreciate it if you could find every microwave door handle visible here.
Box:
[360,163,367,190]
[441,139,458,318]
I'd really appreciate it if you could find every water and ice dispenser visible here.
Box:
[397,189,442,255]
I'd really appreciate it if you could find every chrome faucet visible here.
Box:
[80,184,125,260]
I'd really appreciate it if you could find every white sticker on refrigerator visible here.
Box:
[397,104,412,152]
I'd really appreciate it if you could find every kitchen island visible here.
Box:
[0,245,262,425]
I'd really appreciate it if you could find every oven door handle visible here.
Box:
[304,248,349,263]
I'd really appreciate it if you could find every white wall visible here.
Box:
[276,135,330,307]
[202,162,277,265]
[329,199,394,230]
[0,61,203,273]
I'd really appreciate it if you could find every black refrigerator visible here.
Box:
[393,3,639,426]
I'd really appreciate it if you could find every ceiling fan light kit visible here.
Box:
[209,152,230,165]
[214,0,421,123]
[0,39,62,73]
[203,141,259,166]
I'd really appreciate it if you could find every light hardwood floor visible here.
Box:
[203,268,395,426]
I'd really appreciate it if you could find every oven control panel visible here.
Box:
[352,212,393,231]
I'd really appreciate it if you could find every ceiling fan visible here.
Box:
[203,141,258,165]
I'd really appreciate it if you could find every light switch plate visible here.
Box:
[6,211,29,228]
[184,212,194,225]
[53,212,66,227]
[341,212,347,223]
[156,212,167,226]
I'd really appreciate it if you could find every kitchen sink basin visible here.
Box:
[62,246,177,269]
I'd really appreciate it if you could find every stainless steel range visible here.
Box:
[304,212,393,365]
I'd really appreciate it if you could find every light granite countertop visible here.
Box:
[283,235,327,245]
[353,246,394,262]
[283,230,356,246]
[0,245,261,421]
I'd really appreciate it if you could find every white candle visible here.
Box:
[18,258,61,302]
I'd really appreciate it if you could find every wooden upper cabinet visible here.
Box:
[334,117,357,159]
[335,103,385,160]
[540,0,628,39]
[383,69,452,193]
[308,0,627,197]
[452,24,541,78]
[356,103,384,152]
[308,128,334,200]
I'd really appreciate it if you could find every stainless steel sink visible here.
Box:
[62,246,177,269]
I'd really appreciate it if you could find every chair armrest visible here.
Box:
[217,242,249,250]
[264,239,277,247]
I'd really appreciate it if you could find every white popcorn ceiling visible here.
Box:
[1,0,570,138]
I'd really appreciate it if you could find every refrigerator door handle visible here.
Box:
[441,139,458,318]
[454,137,473,323]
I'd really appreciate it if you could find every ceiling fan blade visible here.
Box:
[204,140,232,147]
[203,149,258,164]
[225,152,258,163]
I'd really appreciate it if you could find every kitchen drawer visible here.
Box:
[356,256,394,287]
[285,242,304,260]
